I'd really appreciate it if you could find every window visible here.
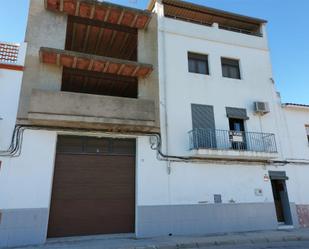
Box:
[306,126,309,144]
[221,57,241,79]
[188,52,209,75]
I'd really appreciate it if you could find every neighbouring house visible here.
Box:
[0,0,309,247]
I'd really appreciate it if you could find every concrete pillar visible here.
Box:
[138,15,160,130]
[18,0,67,120]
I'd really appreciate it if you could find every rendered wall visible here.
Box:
[0,130,57,247]
[138,14,161,129]
[18,0,67,120]
[280,107,309,227]
[0,43,27,149]
[281,107,309,160]
[133,3,307,237]
[158,17,283,159]
[136,137,304,237]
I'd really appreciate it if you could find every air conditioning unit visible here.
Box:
[254,101,270,115]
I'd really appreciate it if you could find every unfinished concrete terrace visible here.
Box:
[45,0,152,29]
[39,47,153,78]
[28,89,157,132]
[18,0,160,133]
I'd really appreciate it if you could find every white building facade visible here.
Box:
[0,0,309,247]
[137,0,309,236]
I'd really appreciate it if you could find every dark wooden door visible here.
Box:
[48,136,135,238]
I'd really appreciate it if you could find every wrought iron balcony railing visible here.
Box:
[189,128,277,153]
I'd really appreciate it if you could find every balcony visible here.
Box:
[28,89,158,132]
[161,0,265,37]
[189,128,278,160]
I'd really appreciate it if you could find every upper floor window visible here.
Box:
[188,52,209,75]
[306,125,309,144]
[221,57,241,79]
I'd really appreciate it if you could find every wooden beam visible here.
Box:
[63,67,137,82]
[75,1,80,15]
[90,4,96,19]
[117,64,125,75]
[45,0,152,29]
[59,0,64,11]
[82,25,91,52]
[130,15,138,27]
[87,59,94,70]
[68,15,137,34]
[102,61,110,73]
[104,7,111,22]
[40,47,151,69]
[119,33,130,56]
[56,53,60,66]
[102,30,117,56]
[72,57,77,68]
[70,23,77,50]
[94,28,104,54]
[131,66,140,77]
[40,47,153,78]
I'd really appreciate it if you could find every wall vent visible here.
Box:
[214,194,222,204]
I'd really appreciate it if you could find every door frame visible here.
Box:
[269,171,293,226]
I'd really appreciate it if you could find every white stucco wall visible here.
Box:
[137,136,309,206]
[0,130,57,209]
[157,16,284,159]
[281,107,309,161]
[0,42,58,210]
[0,43,27,149]
[134,2,309,208]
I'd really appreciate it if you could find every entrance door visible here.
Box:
[48,136,136,238]
[270,173,293,225]
[229,118,246,150]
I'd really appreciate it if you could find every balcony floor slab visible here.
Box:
[191,149,278,161]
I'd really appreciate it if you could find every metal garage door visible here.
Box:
[47,136,136,238]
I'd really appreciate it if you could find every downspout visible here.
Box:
[156,0,173,235]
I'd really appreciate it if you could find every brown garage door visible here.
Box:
[48,136,136,238]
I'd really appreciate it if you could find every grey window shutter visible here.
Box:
[226,107,249,120]
[269,171,289,180]
[191,104,215,130]
[191,104,216,149]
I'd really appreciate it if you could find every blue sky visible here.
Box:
[0,0,308,104]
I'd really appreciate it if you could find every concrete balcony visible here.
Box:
[28,89,158,132]
[189,128,278,160]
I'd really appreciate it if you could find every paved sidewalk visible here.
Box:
[12,228,309,249]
